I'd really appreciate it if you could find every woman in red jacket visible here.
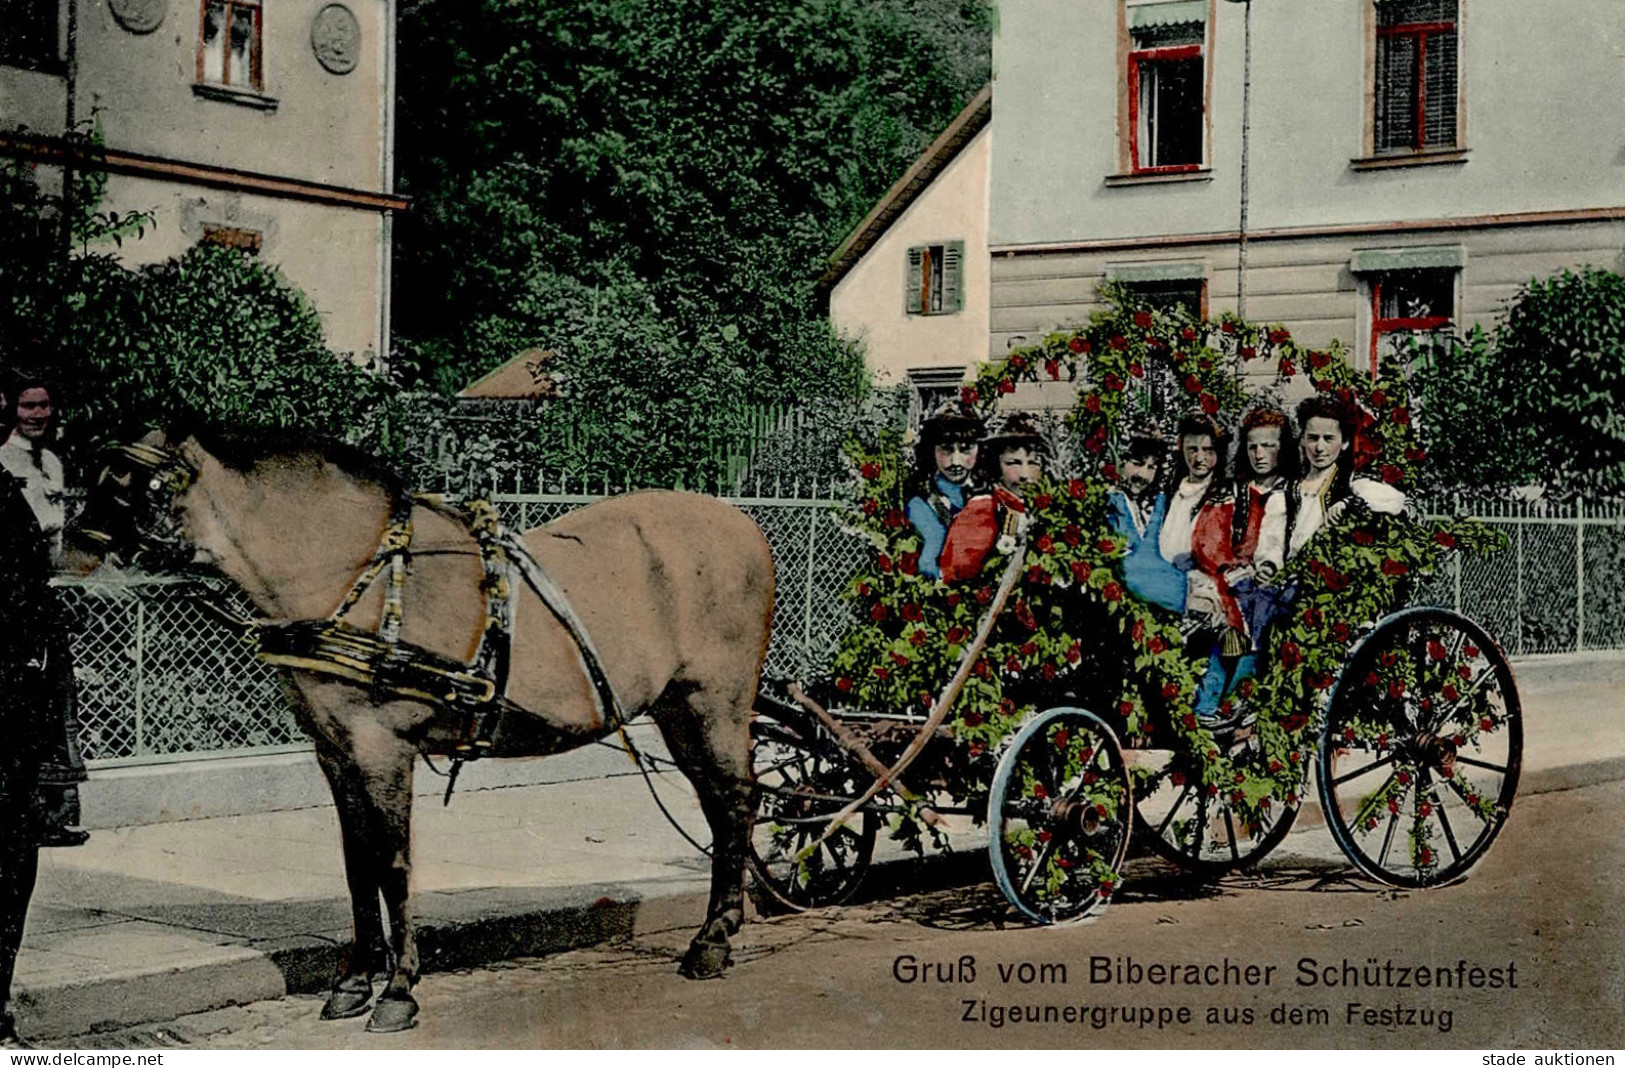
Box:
[939,414,1047,582]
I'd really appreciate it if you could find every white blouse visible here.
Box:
[1262,467,1408,562]
[1158,478,1209,565]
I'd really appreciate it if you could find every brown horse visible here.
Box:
[71,431,775,1032]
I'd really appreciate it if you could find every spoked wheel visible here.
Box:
[747,711,878,912]
[1132,743,1301,877]
[988,707,1132,924]
[1318,607,1522,888]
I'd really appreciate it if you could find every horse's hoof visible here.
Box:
[364,995,419,1033]
[319,975,375,1020]
[677,940,732,980]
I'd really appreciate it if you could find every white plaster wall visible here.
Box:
[991,0,1625,250]
[99,173,385,360]
[831,125,992,383]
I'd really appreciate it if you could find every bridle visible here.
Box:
[71,440,201,569]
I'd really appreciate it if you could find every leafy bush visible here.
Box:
[1414,267,1625,499]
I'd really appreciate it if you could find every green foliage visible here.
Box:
[391,0,990,407]
[1414,267,1625,498]
[834,296,1503,883]
[2,147,385,472]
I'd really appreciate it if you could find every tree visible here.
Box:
[1414,267,1625,498]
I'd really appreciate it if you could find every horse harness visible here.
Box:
[98,444,630,787]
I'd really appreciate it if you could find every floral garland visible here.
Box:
[831,296,1504,872]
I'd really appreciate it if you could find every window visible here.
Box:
[198,0,263,91]
[1371,268,1455,370]
[0,0,59,71]
[1374,0,1458,153]
[904,241,964,317]
[202,226,262,255]
[1127,4,1207,173]
[906,367,970,427]
[1123,278,1206,318]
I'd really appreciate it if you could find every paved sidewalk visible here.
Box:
[14,653,1625,1041]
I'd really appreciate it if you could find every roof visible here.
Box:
[816,83,992,298]
[458,348,558,400]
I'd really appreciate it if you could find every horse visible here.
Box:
[70,430,775,1033]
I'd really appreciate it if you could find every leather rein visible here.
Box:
[82,443,630,787]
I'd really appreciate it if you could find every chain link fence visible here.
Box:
[59,492,1625,766]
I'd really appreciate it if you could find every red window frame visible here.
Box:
[1369,275,1452,375]
[1127,43,1204,175]
[196,0,264,91]
[1376,14,1456,152]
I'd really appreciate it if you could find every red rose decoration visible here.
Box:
[1110,334,1127,351]
[1463,644,1479,658]
[1045,358,1061,380]
[1083,433,1104,454]
[1380,464,1403,485]
[1005,656,1022,674]
[976,586,993,605]
[1394,407,1411,425]
[946,626,965,645]
[891,651,910,668]
[873,666,889,680]
[899,551,920,575]
[877,554,893,573]
[945,591,961,607]
[1148,635,1166,655]
[1134,310,1153,328]
[1184,375,1202,395]
[1220,320,1235,335]
[1070,561,1092,583]
[1352,529,1375,545]
[1067,479,1087,499]
[1033,493,1053,509]
[1388,679,1406,698]
[1441,684,1460,701]
[1240,346,1257,360]
[1331,622,1351,642]
[1068,336,1087,354]
[1131,620,1145,644]
[1129,361,1145,379]
[1238,679,1255,699]
[1302,606,1323,626]
[1309,350,1330,369]
[1181,326,1198,341]
[1063,524,1082,547]
[870,603,888,622]
[836,677,852,693]
[1020,641,1038,657]
[1433,531,1457,549]
[1280,641,1303,669]
[1117,699,1134,717]
[1278,358,1297,377]
[1103,582,1124,602]
[997,379,1015,395]
[1381,558,1409,576]
[1096,537,1117,554]
[861,498,878,516]
[1009,354,1027,371]
[1067,642,1082,664]
[1104,372,1124,392]
[1054,727,1070,749]
[856,581,871,597]
[1427,640,1447,661]
[901,602,923,622]
[1268,328,1290,344]
[1199,357,1214,372]
[1036,534,1054,554]
[1180,710,1196,727]
[1199,392,1219,415]
[961,387,979,405]
[1085,393,1102,413]
[885,509,907,529]
[961,709,982,725]
[1370,389,1388,408]
[1026,565,1050,585]
[860,462,881,480]
[1043,663,1057,680]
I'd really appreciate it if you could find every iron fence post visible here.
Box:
[133,597,146,757]
[801,507,820,677]
[1575,499,1586,653]
[1515,521,1525,657]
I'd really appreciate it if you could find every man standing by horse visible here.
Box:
[0,385,59,1048]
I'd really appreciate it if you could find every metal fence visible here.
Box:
[60,492,1624,765]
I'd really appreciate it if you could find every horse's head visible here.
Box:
[68,430,205,572]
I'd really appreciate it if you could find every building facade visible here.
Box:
[989,0,1625,369]
[822,86,991,418]
[0,0,402,361]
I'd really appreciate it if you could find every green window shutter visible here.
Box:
[942,240,965,312]
[904,246,925,314]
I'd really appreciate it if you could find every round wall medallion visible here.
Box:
[311,4,361,75]
[109,0,166,34]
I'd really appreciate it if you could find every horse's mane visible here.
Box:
[182,425,409,501]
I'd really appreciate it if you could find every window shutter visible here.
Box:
[904,246,924,314]
[942,241,965,312]
[1423,29,1458,147]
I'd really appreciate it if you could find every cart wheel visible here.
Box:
[747,712,878,912]
[1132,747,1301,876]
[1318,607,1521,888]
[988,707,1132,924]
